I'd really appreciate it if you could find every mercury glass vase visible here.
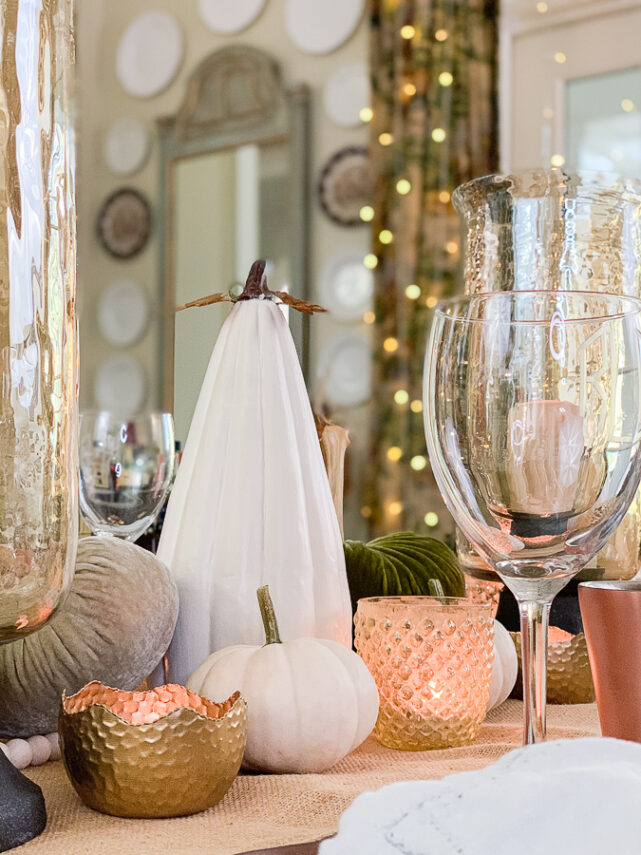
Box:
[0,0,77,642]
[453,169,641,583]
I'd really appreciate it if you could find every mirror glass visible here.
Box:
[566,68,641,176]
[173,139,292,446]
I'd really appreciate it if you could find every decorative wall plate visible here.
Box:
[319,250,373,322]
[317,334,372,408]
[104,118,150,176]
[94,356,147,414]
[197,0,266,34]
[98,280,150,347]
[285,0,364,55]
[97,189,151,260]
[116,11,184,99]
[323,62,370,128]
[318,147,373,226]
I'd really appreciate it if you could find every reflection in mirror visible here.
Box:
[172,141,293,444]
[159,46,308,447]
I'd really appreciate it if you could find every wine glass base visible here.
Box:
[95,534,141,542]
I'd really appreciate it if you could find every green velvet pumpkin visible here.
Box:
[343,531,465,612]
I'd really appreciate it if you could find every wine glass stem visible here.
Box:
[518,599,551,745]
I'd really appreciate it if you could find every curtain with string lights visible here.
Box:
[364,0,498,537]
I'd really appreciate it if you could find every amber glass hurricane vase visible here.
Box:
[0,0,78,644]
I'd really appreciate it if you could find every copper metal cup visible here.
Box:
[579,581,641,741]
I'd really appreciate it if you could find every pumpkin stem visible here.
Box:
[428,578,447,604]
[235,260,326,313]
[257,585,282,645]
[238,259,269,301]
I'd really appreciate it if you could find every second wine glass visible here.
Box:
[79,411,175,542]
[424,291,641,744]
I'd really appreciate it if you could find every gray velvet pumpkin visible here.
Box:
[0,537,178,738]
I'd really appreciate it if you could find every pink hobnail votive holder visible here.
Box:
[354,596,494,750]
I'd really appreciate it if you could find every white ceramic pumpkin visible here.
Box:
[487,620,518,711]
[188,587,379,773]
[159,261,352,684]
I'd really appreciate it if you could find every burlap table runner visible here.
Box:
[19,701,600,855]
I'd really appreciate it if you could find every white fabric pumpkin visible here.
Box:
[487,620,518,711]
[188,587,379,773]
[159,267,352,684]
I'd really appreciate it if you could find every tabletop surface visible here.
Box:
[21,701,600,855]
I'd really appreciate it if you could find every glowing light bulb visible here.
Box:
[362,311,376,324]
[394,389,409,405]
[445,240,458,254]
[410,399,423,413]
[536,1,548,12]
[424,512,439,527]
[396,178,412,195]
[435,28,448,41]
[402,83,416,97]
[426,295,438,309]
[432,128,446,143]
[384,336,399,353]
[411,455,427,471]
[359,106,374,123]
[405,283,421,299]
[359,205,374,222]
[554,52,566,64]
[400,24,416,39]
[550,153,565,167]
[622,98,635,112]
[438,190,451,203]
[388,500,404,516]
[379,229,394,244]
[387,446,403,462]
[378,132,394,146]
[439,71,453,87]
[364,253,378,269]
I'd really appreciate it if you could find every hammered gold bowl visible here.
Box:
[59,681,247,818]
[510,629,595,704]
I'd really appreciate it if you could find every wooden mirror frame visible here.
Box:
[157,45,310,412]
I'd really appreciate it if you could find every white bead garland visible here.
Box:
[0,733,60,769]
[28,735,51,766]
[46,732,61,761]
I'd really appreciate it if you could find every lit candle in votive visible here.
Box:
[354,597,493,750]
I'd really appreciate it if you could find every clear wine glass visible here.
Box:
[424,291,641,744]
[79,411,175,542]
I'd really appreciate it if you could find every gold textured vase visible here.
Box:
[0,0,78,641]
[510,629,595,705]
[59,682,247,818]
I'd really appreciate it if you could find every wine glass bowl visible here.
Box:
[424,291,641,743]
[79,412,175,542]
